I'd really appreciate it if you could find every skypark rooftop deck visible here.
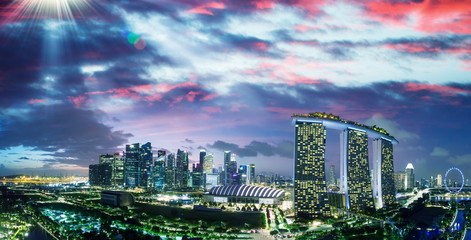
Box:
[292,112,398,144]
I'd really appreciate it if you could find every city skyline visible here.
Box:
[1,0,471,180]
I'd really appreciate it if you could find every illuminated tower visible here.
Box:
[294,121,329,218]
[125,143,140,188]
[248,164,255,184]
[140,142,152,188]
[175,149,189,189]
[437,174,443,187]
[165,153,175,189]
[203,153,214,174]
[99,152,125,186]
[224,151,231,185]
[153,150,166,190]
[199,149,206,173]
[405,163,414,190]
[340,129,374,212]
[373,138,395,209]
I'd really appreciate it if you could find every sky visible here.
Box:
[0,0,470,181]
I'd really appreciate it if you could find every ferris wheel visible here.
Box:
[444,167,464,193]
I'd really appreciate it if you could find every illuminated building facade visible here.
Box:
[175,149,189,189]
[405,163,414,190]
[223,151,231,185]
[125,143,140,188]
[153,150,166,190]
[248,164,255,184]
[139,142,153,188]
[89,163,112,186]
[99,152,125,187]
[341,129,374,212]
[294,121,330,218]
[373,138,395,208]
[165,153,175,189]
[437,174,443,187]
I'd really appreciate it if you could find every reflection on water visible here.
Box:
[27,225,53,240]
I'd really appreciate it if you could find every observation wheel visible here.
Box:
[445,167,464,193]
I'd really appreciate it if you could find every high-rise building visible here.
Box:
[340,129,374,212]
[228,153,238,185]
[437,174,443,187]
[153,150,166,190]
[203,153,214,174]
[405,163,414,190]
[205,173,219,189]
[223,151,231,185]
[239,165,248,185]
[140,142,153,188]
[175,149,189,189]
[329,165,336,187]
[248,164,255,185]
[165,153,175,189]
[99,152,125,186]
[125,143,140,188]
[294,121,329,218]
[394,171,406,191]
[89,164,112,186]
[124,142,152,188]
[372,138,395,209]
[199,149,206,173]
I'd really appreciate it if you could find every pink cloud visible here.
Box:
[403,82,471,97]
[187,2,225,16]
[253,42,268,51]
[28,99,46,104]
[360,0,471,34]
[384,43,440,54]
[294,24,313,32]
[253,0,275,9]
[202,106,222,113]
[68,96,90,108]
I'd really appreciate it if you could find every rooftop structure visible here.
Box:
[292,112,398,143]
[205,185,285,205]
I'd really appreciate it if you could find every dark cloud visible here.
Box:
[183,138,194,143]
[0,104,133,167]
[18,157,30,160]
[207,140,293,158]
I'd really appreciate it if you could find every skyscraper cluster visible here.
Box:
[89,143,255,191]
[292,113,398,218]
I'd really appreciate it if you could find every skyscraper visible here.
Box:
[203,153,213,174]
[175,149,189,189]
[89,163,112,186]
[228,153,238,185]
[294,121,329,218]
[139,142,153,188]
[405,163,414,190]
[165,153,175,190]
[125,143,140,188]
[153,150,166,190]
[248,164,255,185]
[341,129,374,212]
[394,171,406,191]
[437,174,443,187]
[199,149,206,173]
[238,165,248,185]
[372,138,395,208]
[223,151,231,185]
[99,152,125,187]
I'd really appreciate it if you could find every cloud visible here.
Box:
[430,147,450,157]
[0,104,133,168]
[207,140,293,158]
[183,138,194,143]
[448,154,471,166]
[18,157,30,160]
[364,113,420,141]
